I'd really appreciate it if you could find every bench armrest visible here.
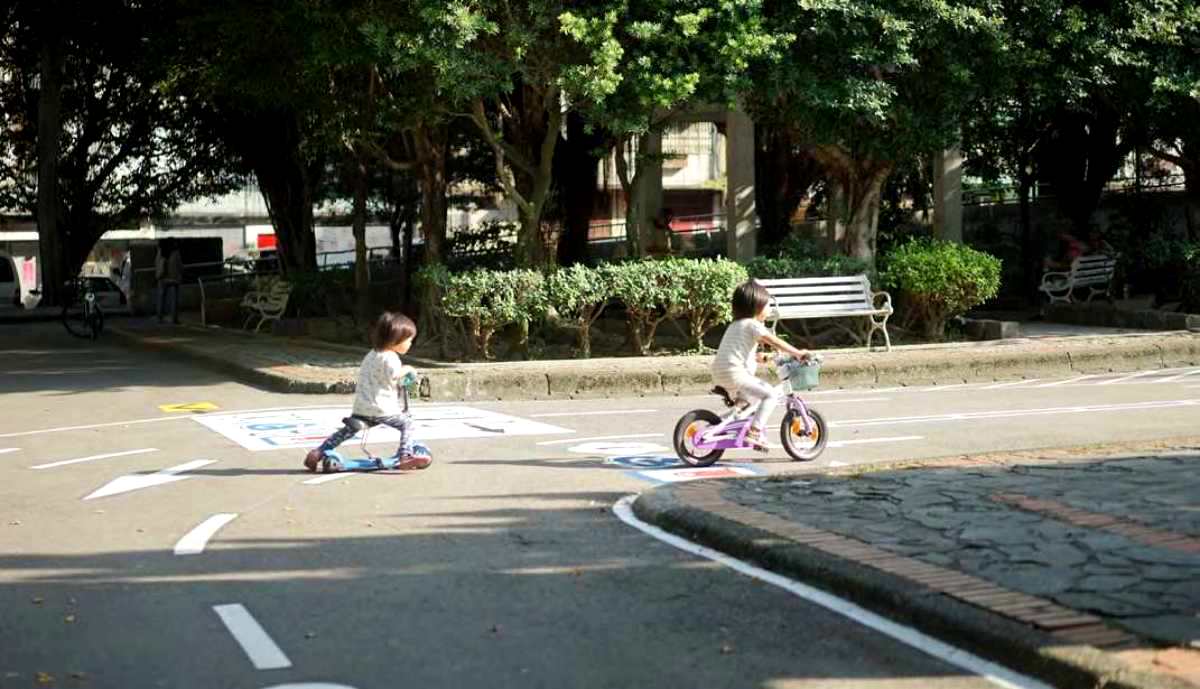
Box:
[871,290,893,313]
[1040,270,1069,285]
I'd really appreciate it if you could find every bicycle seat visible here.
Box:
[710,386,737,408]
[341,415,377,432]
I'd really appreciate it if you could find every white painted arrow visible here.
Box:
[84,459,214,500]
[0,448,20,455]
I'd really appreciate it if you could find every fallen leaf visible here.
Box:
[8,520,20,526]
[64,614,76,623]
[36,672,53,685]
[305,631,317,639]
[720,643,734,655]
[71,671,87,679]
[31,596,44,605]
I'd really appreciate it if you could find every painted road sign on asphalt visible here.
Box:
[567,441,670,456]
[604,455,682,470]
[193,406,570,451]
[160,402,220,413]
[634,465,762,484]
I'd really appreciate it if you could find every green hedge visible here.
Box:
[881,238,1002,339]
[747,234,870,280]
[421,258,747,359]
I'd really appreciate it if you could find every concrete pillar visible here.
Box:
[724,108,757,262]
[933,145,963,242]
[639,129,664,255]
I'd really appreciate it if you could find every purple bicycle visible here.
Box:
[673,355,828,466]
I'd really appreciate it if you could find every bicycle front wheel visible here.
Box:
[781,408,828,462]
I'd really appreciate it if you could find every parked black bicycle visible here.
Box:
[61,278,104,340]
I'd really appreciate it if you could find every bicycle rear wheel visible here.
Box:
[61,300,92,339]
[88,305,104,339]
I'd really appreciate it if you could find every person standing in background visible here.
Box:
[156,239,183,324]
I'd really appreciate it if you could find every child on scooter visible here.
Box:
[304,311,431,472]
[711,280,810,449]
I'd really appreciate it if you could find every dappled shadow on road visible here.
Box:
[0,321,237,396]
[0,490,986,689]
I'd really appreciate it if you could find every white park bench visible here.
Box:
[1038,254,1118,305]
[758,275,894,351]
[240,277,291,333]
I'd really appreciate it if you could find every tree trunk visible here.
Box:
[811,146,891,263]
[555,113,605,266]
[755,124,819,250]
[351,154,370,324]
[413,123,448,266]
[36,34,64,305]
[1018,165,1037,300]
[230,110,318,275]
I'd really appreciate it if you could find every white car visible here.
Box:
[0,254,19,308]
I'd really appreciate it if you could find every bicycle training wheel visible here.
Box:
[673,410,724,467]
[780,408,828,462]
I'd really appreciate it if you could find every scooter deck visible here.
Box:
[322,444,432,473]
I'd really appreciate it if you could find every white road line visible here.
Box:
[530,409,657,418]
[916,383,973,392]
[31,448,158,470]
[828,435,923,448]
[537,433,662,446]
[83,459,215,500]
[810,386,906,396]
[303,473,356,485]
[981,379,1040,389]
[828,460,850,467]
[833,398,1200,429]
[174,514,239,555]
[1032,374,1098,388]
[1096,368,1178,385]
[1153,368,1200,384]
[0,416,183,438]
[810,397,890,404]
[613,496,1051,689]
[0,448,20,455]
[212,604,292,670]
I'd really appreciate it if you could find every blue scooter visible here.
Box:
[320,373,433,473]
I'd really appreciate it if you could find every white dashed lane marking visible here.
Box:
[833,399,1200,429]
[175,514,239,555]
[31,448,158,470]
[212,604,291,670]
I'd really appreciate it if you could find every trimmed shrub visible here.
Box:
[605,260,686,355]
[881,238,1001,339]
[442,268,545,359]
[746,255,870,280]
[543,264,615,358]
[673,258,748,350]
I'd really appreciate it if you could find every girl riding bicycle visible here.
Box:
[711,280,810,450]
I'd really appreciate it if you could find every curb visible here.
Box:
[632,482,1195,689]
[108,324,1200,401]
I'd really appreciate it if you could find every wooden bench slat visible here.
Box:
[773,294,872,305]
[757,276,867,286]
[763,286,868,297]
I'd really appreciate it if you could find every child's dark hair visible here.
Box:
[370,311,417,351]
[732,280,770,320]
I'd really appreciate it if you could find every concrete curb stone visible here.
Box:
[108,323,1200,401]
[633,483,1195,689]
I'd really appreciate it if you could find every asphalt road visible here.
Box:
[2,322,1198,689]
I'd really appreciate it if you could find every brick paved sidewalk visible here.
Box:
[108,318,1200,401]
[635,443,1200,689]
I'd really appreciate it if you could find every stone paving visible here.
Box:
[720,452,1200,648]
